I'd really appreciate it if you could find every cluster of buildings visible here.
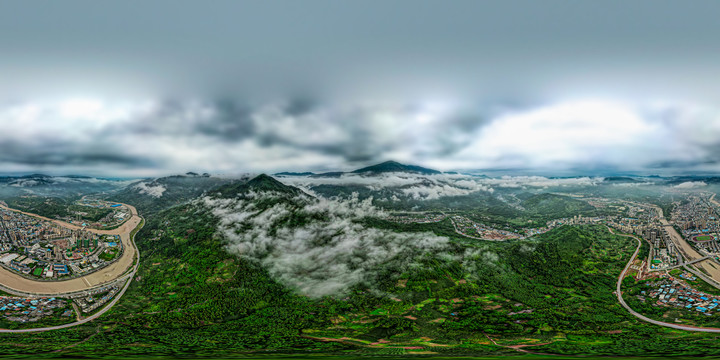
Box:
[644,227,679,270]
[637,274,720,315]
[672,195,720,254]
[0,208,122,279]
[0,282,122,323]
[445,213,608,241]
[386,212,446,224]
[0,296,70,323]
[605,203,660,234]
[451,216,524,241]
[0,208,72,248]
[71,284,119,313]
[65,198,130,229]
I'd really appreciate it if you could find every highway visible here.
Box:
[659,255,714,270]
[610,227,720,333]
[682,263,720,291]
[0,215,144,333]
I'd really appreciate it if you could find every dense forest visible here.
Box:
[0,177,719,358]
[0,197,718,357]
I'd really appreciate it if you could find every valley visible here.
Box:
[0,165,719,357]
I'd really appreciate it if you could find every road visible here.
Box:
[0,215,144,333]
[660,255,713,270]
[0,203,141,294]
[683,261,720,290]
[650,203,720,285]
[610,227,720,332]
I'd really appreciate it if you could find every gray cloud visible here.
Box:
[0,139,154,168]
[3,97,720,176]
[2,1,720,175]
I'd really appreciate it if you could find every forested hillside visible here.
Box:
[2,181,720,358]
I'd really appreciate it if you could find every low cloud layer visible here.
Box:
[477,175,602,189]
[204,192,452,297]
[673,181,708,189]
[281,172,493,200]
[280,173,604,201]
[134,181,166,197]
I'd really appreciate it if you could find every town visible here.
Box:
[0,208,123,279]
[60,197,132,230]
[0,295,71,324]
[636,273,720,315]
[388,191,720,323]
[0,281,123,324]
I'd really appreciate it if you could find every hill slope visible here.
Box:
[110,174,235,214]
[211,174,305,198]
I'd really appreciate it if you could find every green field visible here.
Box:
[98,248,119,262]
[695,235,713,241]
[32,267,43,277]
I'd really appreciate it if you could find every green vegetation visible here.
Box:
[98,248,119,262]
[6,196,112,222]
[3,177,720,358]
[110,175,233,215]
[518,193,595,220]
[32,267,43,277]
[0,204,716,358]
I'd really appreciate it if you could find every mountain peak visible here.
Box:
[351,160,440,175]
[247,174,291,191]
[213,174,304,198]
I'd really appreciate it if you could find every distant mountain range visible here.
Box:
[274,172,315,177]
[351,160,441,175]
[276,160,442,178]
[0,173,121,187]
[602,176,641,183]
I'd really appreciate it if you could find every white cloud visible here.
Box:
[435,100,720,172]
[204,192,452,297]
[280,172,493,200]
[134,182,166,197]
[673,181,707,189]
[475,175,602,188]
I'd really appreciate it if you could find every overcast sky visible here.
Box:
[2,1,720,177]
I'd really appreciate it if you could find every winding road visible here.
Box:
[611,227,720,332]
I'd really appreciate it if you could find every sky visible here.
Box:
[2,1,720,177]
